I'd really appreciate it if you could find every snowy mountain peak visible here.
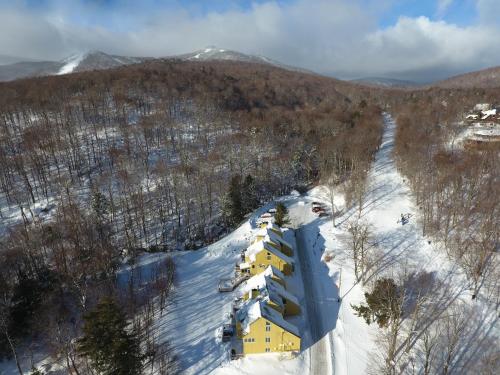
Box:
[175,47,309,74]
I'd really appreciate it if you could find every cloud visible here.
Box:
[437,0,454,16]
[0,0,499,82]
[476,0,500,26]
[359,16,500,81]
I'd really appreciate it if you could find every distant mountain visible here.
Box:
[431,66,500,89]
[351,77,420,88]
[68,51,148,73]
[174,46,312,73]
[0,51,148,81]
[0,47,310,82]
[0,61,63,81]
[0,54,37,66]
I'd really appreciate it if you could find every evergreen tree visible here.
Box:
[30,367,44,375]
[351,277,401,328]
[241,174,259,213]
[91,191,109,222]
[274,202,290,227]
[91,190,111,240]
[78,298,143,375]
[222,175,244,226]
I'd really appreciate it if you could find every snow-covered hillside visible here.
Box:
[175,46,311,73]
[57,53,86,75]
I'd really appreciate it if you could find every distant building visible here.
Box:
[474,103,492,111]
[481,108,497,120]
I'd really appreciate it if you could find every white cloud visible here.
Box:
[0,0,499,81]
[437,0,454,16]
[359,16,500,80]
[476,0,500,26]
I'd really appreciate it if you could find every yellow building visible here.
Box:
[254,227,293,256]
[236,299,301,354]
[240,272,301,316]
[240,240,294,276]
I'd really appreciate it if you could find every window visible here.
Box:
[266,322,271,332]
[265,337,271,343]
[265,348,270,353]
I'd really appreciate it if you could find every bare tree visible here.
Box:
[347,219,372,283]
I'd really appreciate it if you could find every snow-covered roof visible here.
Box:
[245,240,294,264]
[262,221,282,234]
[475,103,491,111]
[263,264,285,281]
[240,272,299,307]
[481,109,497,120]
[257,227,293,250]
[236,298,300,337]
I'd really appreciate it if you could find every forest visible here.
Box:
[0,58,498,374]
[0,60,383,374]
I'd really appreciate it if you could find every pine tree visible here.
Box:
[351,277,401,328]
[30,367,44,375]
[78,298,143,375]
[222,175,244,226]
[274,202,290,227]
[91,190,111,240]
[241,174,259,213]
[91,191,109,220]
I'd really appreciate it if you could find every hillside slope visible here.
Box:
[432,66,500,88]
[0,51,148,81]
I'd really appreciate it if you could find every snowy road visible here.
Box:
[288,201,339,375]
[295,224,332,375]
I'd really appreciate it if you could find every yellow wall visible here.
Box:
[241,318,301,354]
[246,250,292,276]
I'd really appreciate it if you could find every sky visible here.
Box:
[1,0,499,82]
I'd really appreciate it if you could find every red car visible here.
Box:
[312,207,324,213]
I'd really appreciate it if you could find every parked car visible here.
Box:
[260,212,273,218]
[268,208,277,214]
[312,206,323,213]
[318,212,329,217]
[312,201,322,206]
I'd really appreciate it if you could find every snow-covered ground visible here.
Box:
[285,113,498,374]
[151,201,310,375]
[2,113,496,374]
[57,54,85,75]
[449,121,500,147]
